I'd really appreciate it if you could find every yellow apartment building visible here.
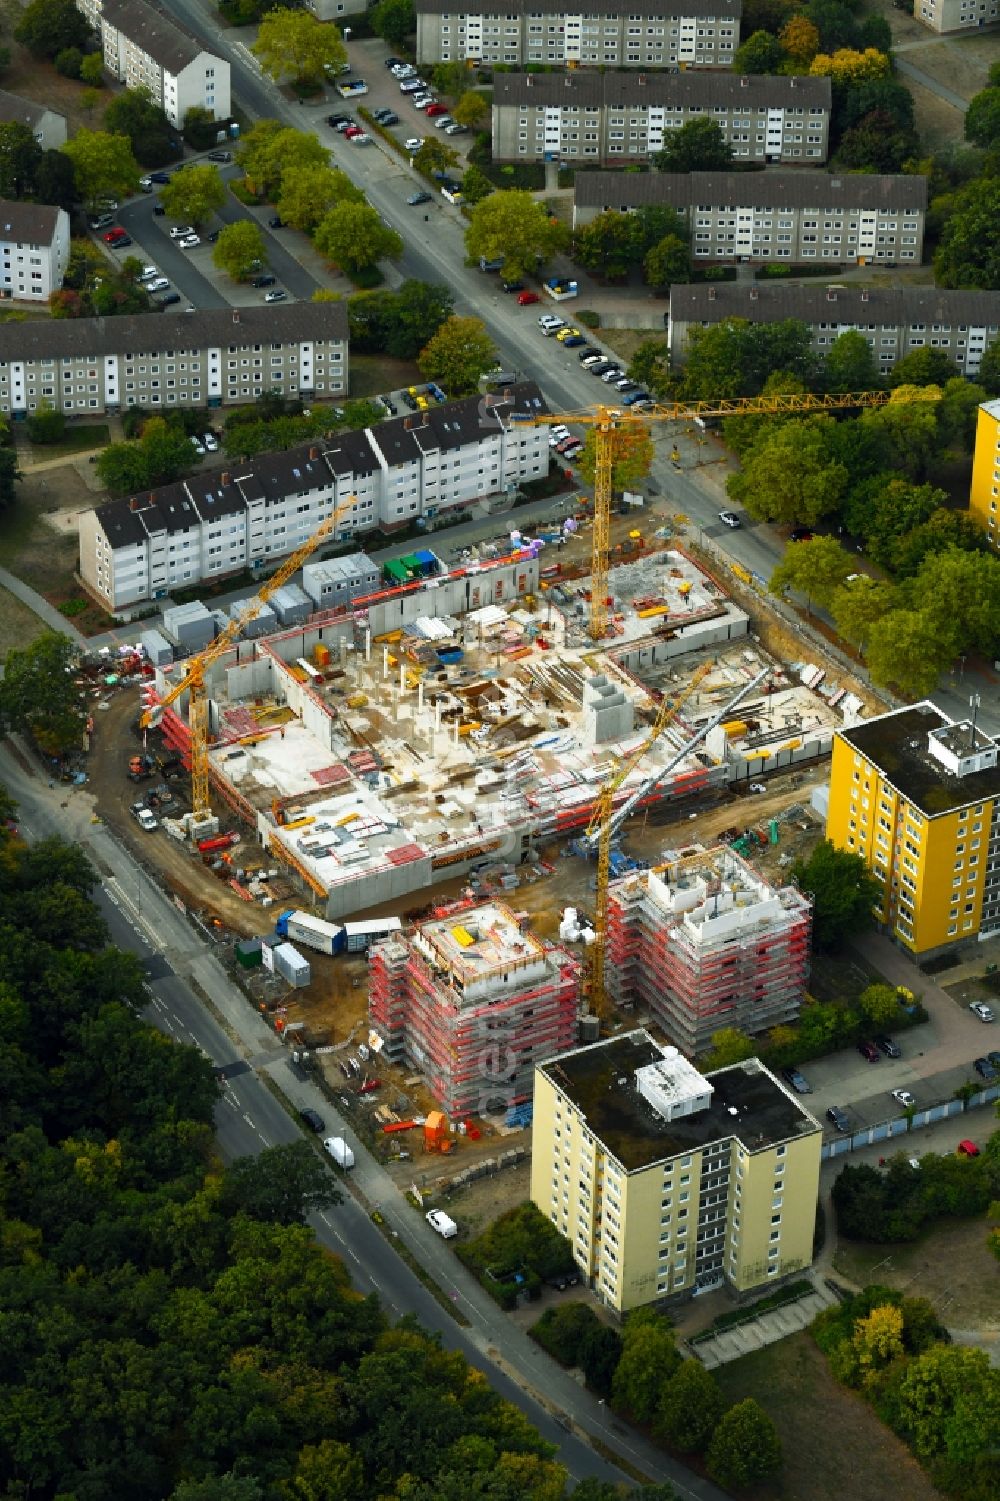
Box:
[970,398,1000,552]
[826,703,1000,957]
[530,1030,822,1314]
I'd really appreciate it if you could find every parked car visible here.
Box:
[407,190,431,205]
[970,1000,995,1021]
[890,1088,915,1108]
[149,171,170,184]
[426,103,449,117]
[138,176,153,192]
[203,432,219,452]
[426,1209,458,1239]
[517,290,540,306]
[858,1040,881,1063]
[169,224,196,239]
[300,1107,325,1133]
[153,203,165,216]
[138,265,159,282]
[404,137,423,153]
[207,149,232,162]
[957,1139,980,1157]
[555,326,581,342]
[89,214,115,230]
[718,510,742,529]
[156,293,181,307]
[545,1269,580,1291]
[328,112,352,127]
[974,1056,997,1080]
[250,273,276,288]
[190,435,206,455]
[400,78,426,93]
[344,126,365,138]
[384,55,404,69]
[110,233,133,247]
[268,215,284,228]
[146,277,170,293]
[434,115,455,130]
[444,122,467,135]
[177,234,200,249]
[790,526,814,542]
[875,1035,901,1058]
[781,1066,811,1094]
[374,109,399,125]
[600,367,625,383]
[102,228,127,244]
[827,1106,850,1132]
[264,289,287,302]
[577,345,599,361]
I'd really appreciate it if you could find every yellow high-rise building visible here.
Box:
[827,703,1000,957]
[970,398,1000,551]
[530,1030,821,1314]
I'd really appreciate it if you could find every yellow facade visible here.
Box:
[827,711,999,956]
[531,1048,821,1315]
[970,400,1000,552]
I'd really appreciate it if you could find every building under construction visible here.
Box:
[368,900,582,1115]
[605,848,812,1055]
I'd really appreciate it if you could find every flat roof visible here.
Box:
[419,900,545,977]
[541,1031,818,1171]
[839,703,1000,816]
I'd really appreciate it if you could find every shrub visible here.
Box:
[53,45,82,76]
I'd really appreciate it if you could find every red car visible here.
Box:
[344,126,364,139]
[103,228,126,244]
[425,102,449,116]
[517,290,540,306]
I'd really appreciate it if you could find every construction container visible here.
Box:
[273,942,311,988]
[234,937,263,969]
[162,601,215,652]
[579,1013,601,1043]
[269,583,312,627]
[383,559,410,586]
[413,548,441,576]
[314,642,331,668]
[229,597,277,639]
[140,628,173,668]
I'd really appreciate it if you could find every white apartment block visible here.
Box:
[0,89,67,150]
[573,170,927,265]
[915,0,998,32]
[79,383,550,612]
[0,202,70,303]
[91,0,231,126]
[416,0,741,68]
[668,283,1000,378]
[0,304,348,419]
[492,70,830,165]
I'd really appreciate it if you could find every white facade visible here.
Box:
[0,202,70,303]
[0,90,68,150]
[79,384,550,612]
[915,0,998,31]
[90,0,231,126]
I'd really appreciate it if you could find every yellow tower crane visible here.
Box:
[518,389,903,640]
[581,666,769,1023]
[141,494,358,836]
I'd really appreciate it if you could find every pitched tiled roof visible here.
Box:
[668,282,1000,327]
[418,0,740,14]
[100,0,211,74]
[0,199,62,246]
[575,169,927,212]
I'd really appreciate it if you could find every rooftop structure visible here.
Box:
[369,902,581,1114]
[532,1030,821,1308]
[827,702,1000,956]
[668,283,1000,380]
[606,847,812,1053]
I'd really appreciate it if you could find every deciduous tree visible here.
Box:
[61,128,141,209]
[681,316,816,399]
[866,609,950,698]
[830,575,895,654]
[15,0,90,59]
[212,220,267,281]
[791,839,881,949]
[732,29,785,73]
[643,233,689,291]
[822,329,883,393]
[706,1399,782,1489]
[576,423,654,492]
[370,0,415,51]
[809,46,890,82]
[413,136,460,178]
[779,14,820,65]
[313,201,403,273]
[417,315,496,395]
[858,983,901,1028]
[103,86,179,168]
[964,84,1000,148]
[160,163,225,225]
[627,340,676,399]
[611,1313,681,1423]
[0,121,42,200]
[653,117,733,173]
[276,163,362,232]
[252,7,346,87]
[221,1140,342,1224]
[887,347,959,389]
[768,534,853,613]
[465,189,569,280]
[453,90,487,128]
[897,1344,1000,1464]
[0,633,82,756]
[80,50,104,86]
[574,210,644,280]
[96,417,195,494]
[655,1360,725,1453]
[932,178,1000,290]
[726,415,848,525]
[704,1026,754,1069]
[238,120,329,199]
[978,339,1000,397]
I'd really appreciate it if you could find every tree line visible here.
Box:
[0,796,680,1501]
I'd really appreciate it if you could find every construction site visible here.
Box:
[144,542,853,923]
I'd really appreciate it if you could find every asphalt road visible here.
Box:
[0,738,726,1500]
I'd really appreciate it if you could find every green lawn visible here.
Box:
[832,1210,1000,1328]
[27,423,110,460]
[712,1333,945,1501]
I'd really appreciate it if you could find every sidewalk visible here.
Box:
[0,564,87,648]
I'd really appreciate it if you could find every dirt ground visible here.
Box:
[832,1213,1000,1331]
[0,586,49,659]
[868,0,997,150]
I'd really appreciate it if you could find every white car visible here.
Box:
[177,234,200,249]
[203,432,219,451]
[350,131,371,144]
[970,1001,995,1022]
[169,225,195,239]
[412,94,435,108]
[404,137,423,153]
[400,78,426,93]
[190,435,206,455]
[891,1088,915,1109]
[138,176,153,192]
[426,1209,458,1239]
[434,116,455,130]
[392,63,416,79]
[718,510,742,529]
[538,314,564,332]
[444,122,467,136]
[146,277,170,293]
[138,265,159,282]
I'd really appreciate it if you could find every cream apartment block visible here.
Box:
[416,0,741,69]
[573,170,927,264]
[0,304,347,419]
[915,0,998,32]
[79,383,550,612]
[0,202,70,303]
[84,0,231,126]
[0,89,67,150]
[668,283,1000,377]
[531,1031,821,1312]
[492,70,830,164]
